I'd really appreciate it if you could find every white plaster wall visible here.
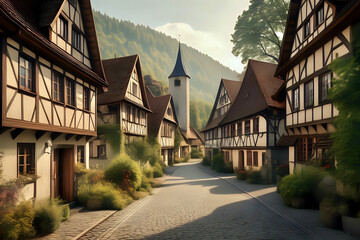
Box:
[0,130,88,200]
[168,76,189,131]
[289,146,295,174]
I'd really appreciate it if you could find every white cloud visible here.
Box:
[155,23,242,72]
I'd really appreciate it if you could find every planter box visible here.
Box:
[319,204,341,229]
[86,198,103,210]
[291,197,306,209]
[342,216,360,238]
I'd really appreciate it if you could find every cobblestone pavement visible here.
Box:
[79,160,334,240]
[37,209,116,240]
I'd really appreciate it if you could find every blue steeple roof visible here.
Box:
[169,42,191,79]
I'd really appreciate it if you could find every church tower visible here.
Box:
[168,42,191,132]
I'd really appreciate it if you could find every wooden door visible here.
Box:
[59,148,74,202]
[238,151,244,170]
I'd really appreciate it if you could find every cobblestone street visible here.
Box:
[75,160,352,240]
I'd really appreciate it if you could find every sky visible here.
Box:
[91,0,251,72]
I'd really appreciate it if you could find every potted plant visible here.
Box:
[319,197,342,229]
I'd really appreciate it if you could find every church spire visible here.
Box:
[168,42,191,79]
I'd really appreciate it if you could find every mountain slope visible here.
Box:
[93,11,240,103]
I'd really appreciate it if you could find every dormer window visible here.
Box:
[72,27,81,51]
[59,16,68,40]
[316,5,324,27]
[167,107,172,116]
[304,20,310,39]
[175,79,181,86]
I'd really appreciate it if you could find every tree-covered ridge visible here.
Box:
[93,10,240,103]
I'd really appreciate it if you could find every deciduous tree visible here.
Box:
[231,0,289,63]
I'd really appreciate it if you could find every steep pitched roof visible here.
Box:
[181,127,204,144]
[0,0,107,87]
[169,43,190,79]
[99,55,151,111]
[203,78,241,131]
[146,87,177,137]
[275,0,359,77]
[221,60,285,125]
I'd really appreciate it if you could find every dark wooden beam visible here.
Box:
[35,131,46,140]
[65,134,74,141]
[51,132,61,141]
[321,123,328,131]
[76,135,84,141]
[0,127,10,135]
[86,136,92,142]
[11,128,24,140]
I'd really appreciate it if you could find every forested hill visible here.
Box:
[93,11,240,103]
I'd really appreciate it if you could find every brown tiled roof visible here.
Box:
[99,55,150,111]
[181,127,204,145]
[203,79,241,132]
[221,60,285,125]
[146,87,177,137]
[38,0,64,27]
[0,0,107,87]
[222,79,242,102]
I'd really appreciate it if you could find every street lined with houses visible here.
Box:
[44,160,353,240]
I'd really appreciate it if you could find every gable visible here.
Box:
[290,0,334,58]
[164,100,176,123]
[125,67,144,106]
[50,0,92,68]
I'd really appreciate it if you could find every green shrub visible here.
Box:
[0,201,35,240]
[191,149,203,159]
[78,182,132,210]
[236,170,248,181]
[152,162,163,178]
[201,157,211,166]
[126,137,161,165]
[279,167,326,206]
[140,175,152,193]
[275,165,289,177]
[33,200,63,235]
[61,204,70,222]
[246,170,262,184]
[104,153,142,191]
[211,153,233,173]
[143,168,153,179]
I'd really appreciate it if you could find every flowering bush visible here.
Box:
[275,165,289,177]
[246,170,263,184]
[104,153,142,191]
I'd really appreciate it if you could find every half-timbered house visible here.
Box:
[146,87,178,166]
[275,0,360,173]
[203,79,241,162]
[0,0,108,202]
[90,55,151,168]
[220,60,287,182]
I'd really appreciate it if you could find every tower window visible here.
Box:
[175,79,181,86]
